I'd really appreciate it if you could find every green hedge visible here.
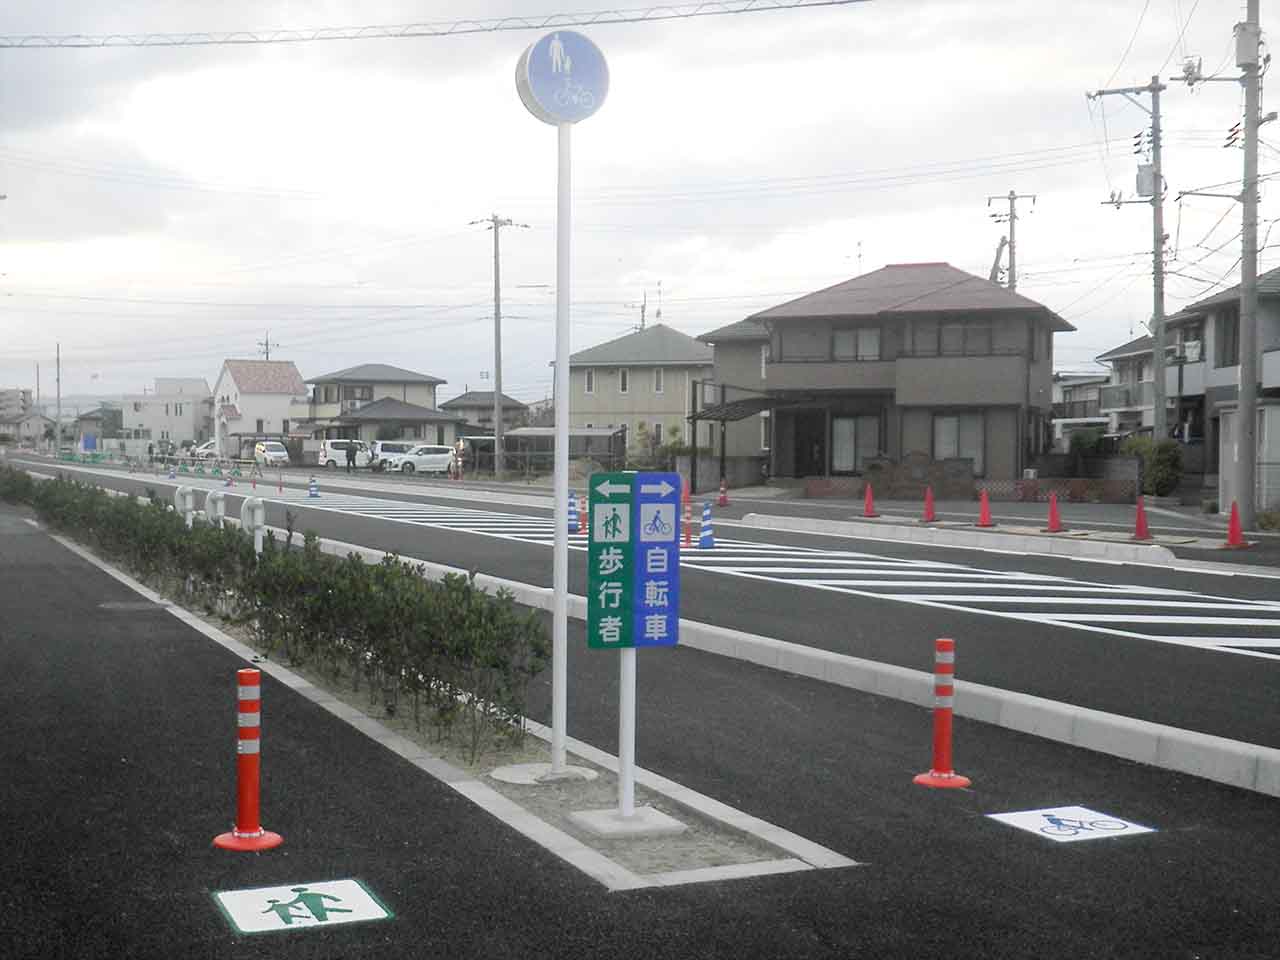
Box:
[0,468,549,760]
[1120,437,1184,497]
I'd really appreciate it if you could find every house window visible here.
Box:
[856,327,880,360]
[619,369,629,394]
[175,403,184,417]
[585,370,595,394]
[940,322,966,356]
[760,411,771,451]
[965,321,992,355]
[133,402,142,412]
[831,415,880,473]
[1216,305,1240,367]
[256,418,265,433]
[912,318,939,356]
[1028,321,1038,362]
[833,328,857,360]
[933,412,985,475]
[761,343,769,380]
[281,419,289,434]
[653,368,664,394]
[164,403,170,416]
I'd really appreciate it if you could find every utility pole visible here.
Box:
[986,190,1035,292]
[55,343,61,455]
[1172,4,1267,526]
[1238,0,1263,529]
[257,331,280,361]
[471,214,529,480]
[1088,77,1168,443]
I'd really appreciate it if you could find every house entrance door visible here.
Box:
[794,412,827,477]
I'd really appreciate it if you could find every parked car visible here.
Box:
[385,444,454,475]
[370,440,415,471]
[319,438,373,469]
[192,440,219,461]
[254,440,291,467]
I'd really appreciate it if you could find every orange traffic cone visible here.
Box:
[1223,500,1249,549]
[863,483,879,518]
[1132,496,1152,541]
[1042,492,1066,533]
[922,485,937,523]
[975,490,995,528]
[718,477,729,508]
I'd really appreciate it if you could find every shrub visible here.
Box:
[1120,436,1183,496]
[1,467,549,757]
[1202,498,1220,515]
[1259,511,1280,531]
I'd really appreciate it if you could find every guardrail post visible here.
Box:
[174,486,194,528]
[240,497,266,555]
[204,490,226,529]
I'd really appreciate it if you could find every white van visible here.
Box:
[385,444,454,475]
[319,439,373,469]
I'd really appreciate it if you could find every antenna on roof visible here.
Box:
[257,330,281,361]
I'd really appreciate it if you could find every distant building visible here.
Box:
[0,388,32,420]
[1050,372,1109,451]
[567,323,713,446]
[304,363,447,439]
[75,406,124,449]
[439,391,528,432]
[334,398,465,445]
[0,411,53,447]
[122,378,212,447]
[212,360,309,456]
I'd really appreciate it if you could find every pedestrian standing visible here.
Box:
[345,442,356,474]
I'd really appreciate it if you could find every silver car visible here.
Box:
[385,444,454,475]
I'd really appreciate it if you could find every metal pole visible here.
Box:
[55,343,61,456]
[1150,75,1168,445]
[618,647,636,817]
[493,215,504,481]
[551,121,571,774]
[1238,0,1261,530]
[689,379,699,496]
[1007,190,1017,293]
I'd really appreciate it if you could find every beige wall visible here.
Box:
[309,381,438,420]
[570,363,710,443]
[711,340,769,458]
[899,405,1019,479]
[895,355,1027,406]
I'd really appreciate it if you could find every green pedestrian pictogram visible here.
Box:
[214,878,392,935]
[588,473,634,649]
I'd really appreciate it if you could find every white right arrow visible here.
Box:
[639,480,674,496]
[594,479,631,497]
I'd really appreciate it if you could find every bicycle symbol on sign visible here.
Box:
[554,78,596,110]
[643,511,672,536]
[1038,814,1128,837]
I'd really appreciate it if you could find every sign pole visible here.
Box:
[551,120,572,774]
[618,647,636,817]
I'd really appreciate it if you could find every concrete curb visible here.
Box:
[17,466,1280,797]
[740,512,1179,564]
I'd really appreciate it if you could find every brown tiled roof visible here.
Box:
[748,263,1075,331]
[1096,335,1152,362]
[222,360,308,395]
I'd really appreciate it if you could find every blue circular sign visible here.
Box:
[516,31,608,125]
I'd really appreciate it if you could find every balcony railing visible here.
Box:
[1052,399,1102,419]
[1099,381,1153,410]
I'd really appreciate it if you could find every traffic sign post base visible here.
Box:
[569,806,687,838]
[213,828,285,852]
[912,771,972,790]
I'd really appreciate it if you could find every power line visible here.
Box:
[0,1,868,48]
[1104,0,1152,88]
[1159,0,1202,74]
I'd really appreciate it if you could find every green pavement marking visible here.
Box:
[212,878,393,935]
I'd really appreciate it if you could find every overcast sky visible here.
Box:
[0,0,1272,405]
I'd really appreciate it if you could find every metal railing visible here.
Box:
[1099,381,1153,410]
[1052,399,1102,419]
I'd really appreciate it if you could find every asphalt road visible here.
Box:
[5,500,1280,959]
[11,458,1280,752]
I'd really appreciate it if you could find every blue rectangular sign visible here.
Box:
[631,471,680,647]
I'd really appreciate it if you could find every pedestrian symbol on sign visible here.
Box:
[594,503,629,542]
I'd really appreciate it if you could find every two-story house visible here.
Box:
[122,378,212,447]
[439,391,528,432]
[212,360,310,457]
[303,363,457,442]
[1104,265,1280,509]
[0,388,32,420]
[1050,372,1110,451]
[694,262,1072,484]
[566,323,713,448]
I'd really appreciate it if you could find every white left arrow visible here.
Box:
[595,479,631,497]
[639,480,674,497]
